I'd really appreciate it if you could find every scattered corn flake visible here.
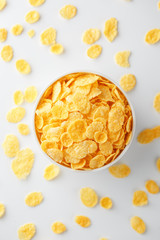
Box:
[0,0,6,11]
[50,43,64,55]
[13,90,24,105]
[1,45,13,62]
[44,164,60,180]
[25,10,40,24]
[75,215,91,228]
[153,92,160,113]
[158,1,160,10]
[2,134,19,158]
[67,119,87,142]
[120,74,136,92]
[16,59,31,74]
[145,29,160,44]
[0,203,5,218]
[94,131,108,144]
[130,216,146,234]
[0,28,7,42]
[6,107,26,123]
[28,29,35,38]
[145,180,159,194]
[100,197,113,209]
[40,27,56,45]
[115,51,131,67]
[25,192,43,207]
[18,223,36,240]
[89,155,106,169]
[156,158,160,172]
[11,148,34,179]
[82,28,101,44]
[11,24,23,36]
[25,86,37,103]
[132,190,148,207]
[18,123,30,135]
[51,221,66,234]
[80,187,98,208]
[100,238,108,240]
[60,5,77,20]
[87,44,102,59]
[137,128,154,144]
[99,141,113,157]
[29,0,45,7]
[109,164,131,178]
[61,132,73,147]
[104,17,118,42]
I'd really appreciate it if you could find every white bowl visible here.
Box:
[33,71,136,173]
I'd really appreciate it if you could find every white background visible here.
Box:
[0,0,160,239]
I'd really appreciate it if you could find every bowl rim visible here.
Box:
[32,70,136,173]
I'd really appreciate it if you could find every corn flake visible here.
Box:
[7,107,25,123]
[67,119,87,142]
[82,29,101,45]
[13,90,24,105]
[29,0,45,7]
[153,92,160,113]
[0,28,7,42]
[109,164,131,178]
[86,122,103,139]
[0,203,5,218]
[47,148,63,163]
[25,192,43,207]
[156,158,160,172]
[80,187,98,207]
[11,24,23,36]
[40,27,56,45]
[16,59,31,74]
[60,5,77,20]
[44,164,60,180]
[18,123,30,135]
[99,141,113,156]
[52,81,61,103]
[51,43,64,54]
[25,10,40,24]
[132,190,148,206]
[18,223,36,240]
[100,197,113,209]
[108,107,124,132]
[120,74,136,92]
[89,155,106,169]
[61,132,73,147]
[104,17,118,42]
[87,44,102,59]
[0,0,6,11]
[137,129,154,144]
[11,148,34,179]
[25,86,37,103]
[2,134,19,158]
[75,216,91,228]
[51,222,66,234]
[1,45,13,62]
[145,29,160,44]
[115,51,131,67]
[94,131,108,144]
[75,74,99,86]
[130,216,146,234]
[145,180,159,194]
[28,30,35,38]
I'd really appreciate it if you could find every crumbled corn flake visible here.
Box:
[153,92,160,113]
[16,60,31,74]
[1,45,13,62]
[28,30,35,38]
[2,134,19,158]
[25,86,37,103]
[18,223,36,240]
[50,43,64,54]
[11,24,23,36]
[120,74,136,92]
[29,0,45,7]
[156,158,160,172]
[115,51,131,67]
[44,164,60,180]
[132,190,148,206]
[40,27,56,45]
[145,180,159,194]
[18,123,30,135]
[0,28,7,42]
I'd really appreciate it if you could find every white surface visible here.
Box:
[0,0,160,239]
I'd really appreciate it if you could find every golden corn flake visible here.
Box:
[158,1,160,10]
[13,90,24,105]
[100,238,108,240]
[132,190,148,206]
[156,158,160,172]
[75,74,99,86]
[115,51,131,67]
[47,148,63,163]
[44,164,60,180]
[52,81,61,103]
[61,132,73,147]
[99,141,113,156]
[25,11,40,25]
[104,17,118,42]
[29,0,45,7]
[6,107,26,123]
[0,28,7,42]
[67,119,87,142]
[25,86,38,103]
[28,29,35,38]
[108,107,124,132]
[120,74,136,92]
[40,27,56,45]
[75,216,91,228]
[109,164,131,178]
[130,216,146,234]
[153,92,160,113]
[1,45,13,62]
[16,59,31,74]
[2,134,19,158]
[11,148,34,179]
[145,180,159,194]
[18,223,36,240]
[51,43,64,54]
[94,131,107,144]
[18,123,30,135]
[0,0,6,11]
[60,5,77,20]
[25,192,43,207]
[145,29,160,44]
[82,28,101,45]
[0,203,5,218]
[80,187,98,207]
[89,155,105,169]
[11,24,23,36]
[137,128,155,144]
[87,44,102,59]
[51,105,68,120]
[100,197,113,209]
[51,221,66,234]
[86,122,103,139]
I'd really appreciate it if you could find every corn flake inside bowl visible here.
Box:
[35,72,133,170]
